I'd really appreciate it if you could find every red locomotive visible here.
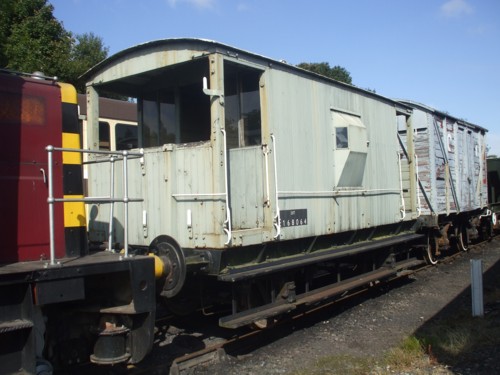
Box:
[0,70,155,374]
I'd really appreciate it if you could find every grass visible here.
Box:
[414,281,500,364]
[384,336,426,369]
[290,354,376,375]
[415,310,500,363]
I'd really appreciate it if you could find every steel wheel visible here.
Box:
[149,235,186,298]
[425,234,438,265]
[456,224,469,252]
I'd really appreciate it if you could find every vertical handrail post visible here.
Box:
[271,135,281,239]
[107,156,116,252]
[46,146,56,266]
[220,129,232,245]
[398,151,406,220]
[263,144,271,207]
[122,151,129,258]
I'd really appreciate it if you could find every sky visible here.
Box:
[51,0,500,156]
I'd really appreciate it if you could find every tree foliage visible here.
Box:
[0,0,108,92]
[0,0,71,76]
[70,33,108,74]
[297,62,352,85]
[69,33,109,92]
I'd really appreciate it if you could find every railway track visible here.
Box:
[61,238,494,375]
[118,240,490,375]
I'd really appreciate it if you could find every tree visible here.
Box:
[0,0,108,92]
[68,33,109,92]
[1,0,72,77]
[0,0,16,67]
[297,62,352,85]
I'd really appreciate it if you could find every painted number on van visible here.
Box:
[280,209,308,227]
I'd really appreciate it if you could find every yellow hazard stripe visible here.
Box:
[59,82,86,230]
[62,133,82,164]
[59,82,77,105]
[64,197,86,227]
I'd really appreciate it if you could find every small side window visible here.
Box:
[331,109,367,187]
[336,126,348,149]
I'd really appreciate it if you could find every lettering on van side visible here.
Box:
[280,209,308,227]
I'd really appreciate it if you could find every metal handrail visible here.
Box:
[271,135,281,239]
[45,146,144,266]
[220,129,232,245]
[398,151,406,220]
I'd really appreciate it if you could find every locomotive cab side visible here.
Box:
[0,71,155,373]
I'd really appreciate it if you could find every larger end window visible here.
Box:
[139,58,211,148]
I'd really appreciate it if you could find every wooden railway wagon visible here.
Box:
[487,157,500,232]
[0,71,155,373]
[83,38,430,327]
[397,100,490,262]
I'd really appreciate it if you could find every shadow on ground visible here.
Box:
[412,243,500,374]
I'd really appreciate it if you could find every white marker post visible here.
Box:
[470,259,484,317]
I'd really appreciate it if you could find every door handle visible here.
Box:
[40,168,47,184]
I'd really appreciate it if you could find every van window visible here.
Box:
[331,110,368,187]
[139,58,210,147]
[336,127,349,149]
[224,62,262,149]
[116,123,138,150]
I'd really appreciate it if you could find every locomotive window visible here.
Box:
[99,121,110,150]
[224,62,262,149]
[336,127,348,149]
[116,123,138,150]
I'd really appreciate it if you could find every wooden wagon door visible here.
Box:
[224,62,265,230]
